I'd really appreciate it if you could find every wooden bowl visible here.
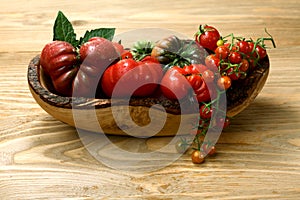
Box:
[28,55,269,136]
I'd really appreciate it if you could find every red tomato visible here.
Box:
[215,45,230,60]
[236,41,250,55]
[255,45,267,59]
[40,41,78,96]
[205,55,220,71]
[217,76,232,90]
[199,104,213,119]
[101,58,163,98]
[227,67,241,80]
[160,66,190,100]
[229,52,242,64]
[239,59,249,72]
[74,37,120,97]
[195,25,220,51]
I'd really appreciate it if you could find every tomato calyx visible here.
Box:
[131,40,155,61]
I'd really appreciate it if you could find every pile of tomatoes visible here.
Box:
[40,23,275,165]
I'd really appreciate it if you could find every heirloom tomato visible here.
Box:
[40,41,78,96]
[101,58,163,98]
[151,35,207,69]
[73,37,119,97]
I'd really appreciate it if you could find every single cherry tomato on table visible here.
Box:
[191,150,205,164]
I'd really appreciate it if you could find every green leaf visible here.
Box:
[53,11,78,47]
[79,28,115,45]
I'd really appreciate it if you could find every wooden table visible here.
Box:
[1,0,300,199]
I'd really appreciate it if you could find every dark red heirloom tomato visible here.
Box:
[40,41,78,96]
[73,37,120,97]
[101,58,163,98]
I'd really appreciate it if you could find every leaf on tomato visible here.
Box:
[79,28,116,45]
[53,11,78,47]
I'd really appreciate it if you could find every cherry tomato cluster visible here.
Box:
[176,24,275,164]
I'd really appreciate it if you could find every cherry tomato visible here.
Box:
[191,150,205,164]
[199,104,213,119]
[215,45,230,60]
[201,144,216,155]
[255,45,267,59]
[202,69,215,83]
[227,67,241,80]
[101,58,163,97]
[40,41,78,96]
[195,25,220,51]
[236,41,250,55]
[217,76,232,90]
[216,116,231,128]
[247,41,255,56]
[205,55,220,71]
[224,43,237,52]
[239,59,249,72]
[228,52,242,64]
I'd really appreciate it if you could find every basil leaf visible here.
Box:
[53,11,78,47]
[79,28,115,45]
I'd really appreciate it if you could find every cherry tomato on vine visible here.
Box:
[255,45,267,59]
[239,59,250,72]
[201,144,216,156]
[228,51,242,64]
[195,24,220,51]
[202,69,215,83]
[217,76,232,90]
[205,54,220,71]
[227,67,241,81]
[215,45,230,60]
[199,104,213,119]
[216,116,231,129]
[236,41,250,55]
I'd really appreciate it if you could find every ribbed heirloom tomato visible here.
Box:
[161,64,216,103]
[40,41,78,96]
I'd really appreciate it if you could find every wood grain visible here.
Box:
[1,0,300,199]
